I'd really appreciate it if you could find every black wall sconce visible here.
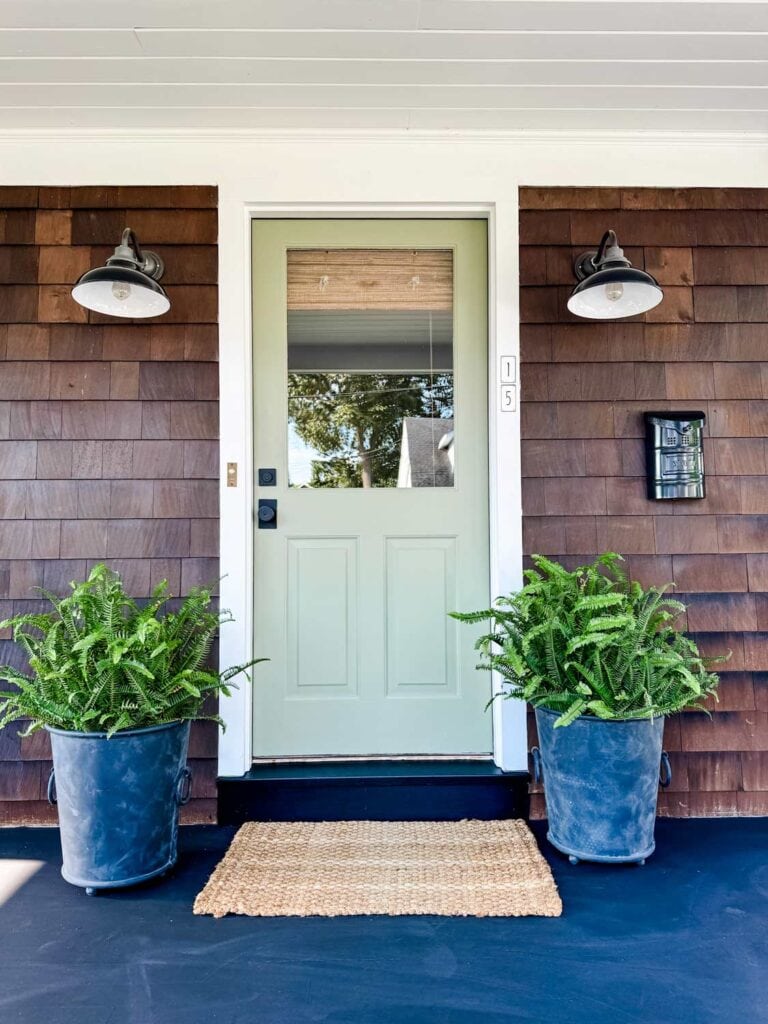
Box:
[567,229,663,320]
[72,228,170,319]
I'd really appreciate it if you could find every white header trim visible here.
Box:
[1,128,768,147]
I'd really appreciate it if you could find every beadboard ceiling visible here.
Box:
[0,0,766,134]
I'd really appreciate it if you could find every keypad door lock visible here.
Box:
[257,499,277,529]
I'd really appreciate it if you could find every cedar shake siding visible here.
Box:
[0,186,218,825]
[521,186,768,819]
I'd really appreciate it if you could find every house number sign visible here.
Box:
[499,355,517,412]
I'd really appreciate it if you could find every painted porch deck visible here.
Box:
[0,819,765,1024]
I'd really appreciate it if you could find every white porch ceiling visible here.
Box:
[0,0,766,134]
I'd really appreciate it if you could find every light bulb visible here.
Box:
[604,281,624,303]
[111,281,132,302]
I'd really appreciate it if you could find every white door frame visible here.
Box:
[217,200,526,775]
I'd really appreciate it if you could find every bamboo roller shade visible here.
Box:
[287,249,453,311]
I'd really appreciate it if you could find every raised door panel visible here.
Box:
[286,537,358,698]
[385,536,458,697]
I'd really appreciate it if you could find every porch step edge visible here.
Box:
[217,761,529,824]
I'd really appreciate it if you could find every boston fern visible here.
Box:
[452,553,722,727]
[0,563,264,737]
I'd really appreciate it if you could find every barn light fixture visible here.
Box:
[72,228,170,319]
[567,229,663,320]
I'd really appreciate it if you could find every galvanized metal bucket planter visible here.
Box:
[531,706,672,865]
[47,720,192,894]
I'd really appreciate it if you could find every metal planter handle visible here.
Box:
[47,768,57,806]
[175,767,193,806]
[659,751,673,789]
[530,746,543,784]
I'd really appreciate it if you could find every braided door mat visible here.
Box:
[193,819,562,918]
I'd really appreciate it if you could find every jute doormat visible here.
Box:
[193,819,562,918]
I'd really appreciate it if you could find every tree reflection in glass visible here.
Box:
[288,372,453,488]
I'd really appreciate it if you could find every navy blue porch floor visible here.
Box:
[0,819,766,1024]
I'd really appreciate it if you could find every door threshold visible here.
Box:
[252,753,494,765]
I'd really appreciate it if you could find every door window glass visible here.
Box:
[287,249,454,488]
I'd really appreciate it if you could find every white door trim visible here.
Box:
[218,200,525,776]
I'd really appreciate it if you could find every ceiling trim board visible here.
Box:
[0,126,766,146]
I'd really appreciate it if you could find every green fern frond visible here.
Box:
[0,563,266,735]
[452,552,723,726]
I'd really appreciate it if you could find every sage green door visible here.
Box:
[251,219,491,757]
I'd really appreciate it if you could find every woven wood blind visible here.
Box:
[287,249,452,311]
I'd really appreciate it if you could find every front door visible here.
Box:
[251,219,490,757]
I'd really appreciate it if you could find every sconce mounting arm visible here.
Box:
[573,228,632,282]
[107,227,165,281]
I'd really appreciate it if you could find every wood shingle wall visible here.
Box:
[0,185,219,824]
[521,186,768,818]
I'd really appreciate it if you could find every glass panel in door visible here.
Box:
[287,249,455,489]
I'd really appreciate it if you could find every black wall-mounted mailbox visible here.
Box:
[645,411,706,501]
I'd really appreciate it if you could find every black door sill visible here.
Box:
[218,760,529,824]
